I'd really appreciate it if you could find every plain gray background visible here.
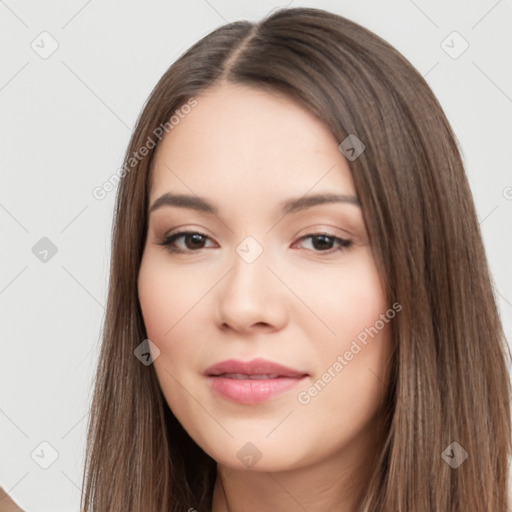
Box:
[1,0,511,510]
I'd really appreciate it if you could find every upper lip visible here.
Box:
[204,358,308,378]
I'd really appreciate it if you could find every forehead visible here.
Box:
[148,83,356,208]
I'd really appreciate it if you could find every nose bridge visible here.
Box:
[215,233,284,331]
[235,234,266,267]
[227,234,269,294]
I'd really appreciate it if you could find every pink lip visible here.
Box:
[204,358,309,404]
[204,358,307,378]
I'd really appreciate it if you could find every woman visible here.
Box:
[80,7,511,511]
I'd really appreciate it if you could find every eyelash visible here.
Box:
[156,230,353,256]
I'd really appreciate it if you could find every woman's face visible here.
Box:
[138,82,394,474]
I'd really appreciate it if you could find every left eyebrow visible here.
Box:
[148,192,360,216]
[279,193,360,215]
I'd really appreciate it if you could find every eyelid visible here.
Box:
[161,223,354,241]
[294,223,355,240]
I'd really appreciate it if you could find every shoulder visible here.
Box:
[0,487,25,512]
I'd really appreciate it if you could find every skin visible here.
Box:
[138,82,394,512]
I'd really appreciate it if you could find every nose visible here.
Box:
[215,242,287,334]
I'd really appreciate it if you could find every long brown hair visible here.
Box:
[80,7,511,511]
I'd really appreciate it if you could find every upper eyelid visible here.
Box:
[163,228,351,239]
[162,221,355,238]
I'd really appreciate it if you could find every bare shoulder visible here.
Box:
[0,487,25,512]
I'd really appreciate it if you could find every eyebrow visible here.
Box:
[148,192,360,216]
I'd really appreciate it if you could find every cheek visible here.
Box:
[297,251,393,409]
[137,254,216,376]
[137,259,171,341]
[137,256,197,400]
[314,327,393,437]
[297,250,389,343]
[137,254,198,340]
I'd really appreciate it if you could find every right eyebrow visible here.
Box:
[149,193,217,215]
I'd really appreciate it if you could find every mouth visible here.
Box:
[204,358,309,404]
[204,357,308,378]
[213,373,291,379]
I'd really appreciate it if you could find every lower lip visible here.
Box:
[206,375,308,404]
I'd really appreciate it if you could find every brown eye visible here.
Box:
[294,233,353,254]
[157,231,215,254]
